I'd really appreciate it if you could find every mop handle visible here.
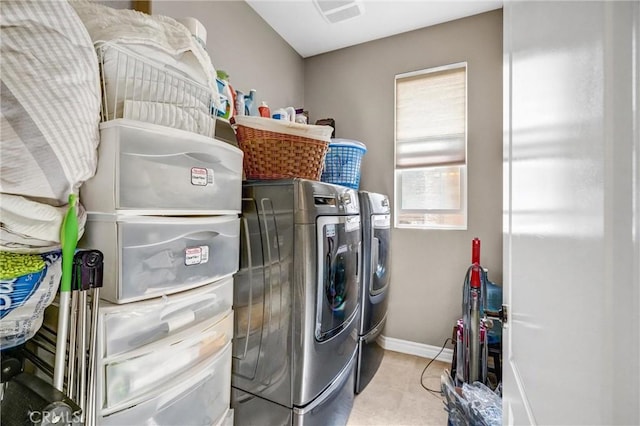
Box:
[60,194,78,292]
[53,194,79,391]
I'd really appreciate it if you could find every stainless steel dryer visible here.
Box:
[232,179,361,426]
[355,191,391,394]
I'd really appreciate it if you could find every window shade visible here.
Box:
[395,66,466,168]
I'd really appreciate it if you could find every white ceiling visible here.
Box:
[245,0,504,58]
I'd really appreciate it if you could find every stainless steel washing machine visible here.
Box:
[232,179,361,426]
[355,191,390,394]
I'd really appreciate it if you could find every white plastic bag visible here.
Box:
[0,251,62,349]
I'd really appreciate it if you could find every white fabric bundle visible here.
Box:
[70,1,221,113]
[0,0,99,253]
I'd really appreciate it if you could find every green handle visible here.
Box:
[60,194,78,293]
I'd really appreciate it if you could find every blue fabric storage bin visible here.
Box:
[320,139,367,189]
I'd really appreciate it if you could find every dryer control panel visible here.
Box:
[312,191,358,214]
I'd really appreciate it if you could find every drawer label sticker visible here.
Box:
[200,245,209,263]
[184,246,210,266]
[191,168,214,186]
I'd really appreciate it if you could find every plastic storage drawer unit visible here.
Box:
[100,342,232,425]
[99,312,233,413]
[98,277,233,357]
[80,214,240,304]
[81,119,243,215]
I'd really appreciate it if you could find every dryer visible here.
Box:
[232,179,361,425]
[355,191,391,394]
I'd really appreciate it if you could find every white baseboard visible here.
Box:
[377,335,454,364]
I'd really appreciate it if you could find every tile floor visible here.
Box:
[347,350,450,426]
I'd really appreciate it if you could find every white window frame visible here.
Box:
[393,62,468,230]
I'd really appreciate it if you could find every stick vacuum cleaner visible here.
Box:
[456,238,489,385]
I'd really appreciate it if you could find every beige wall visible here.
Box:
[152,1,305,111]
[304,10,503,347]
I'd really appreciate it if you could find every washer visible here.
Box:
[355,191,391,394]
[232,179,361,425]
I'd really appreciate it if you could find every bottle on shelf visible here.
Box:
[272,108,288,120]
[235,90,245,116]
[258,101,271,118]
[244,90,256,116]
[285,107,296,122]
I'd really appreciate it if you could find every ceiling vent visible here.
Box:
[314,0,365,24]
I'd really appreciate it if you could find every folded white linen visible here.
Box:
[70,0,221,110]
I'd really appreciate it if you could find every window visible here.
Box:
[394,63,467,229]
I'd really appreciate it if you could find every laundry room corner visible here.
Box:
[304,9,504,353]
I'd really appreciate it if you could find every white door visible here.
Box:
[503,1,639,425]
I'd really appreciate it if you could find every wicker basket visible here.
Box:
[233,116,333,180]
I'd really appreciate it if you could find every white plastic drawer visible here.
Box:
[81,119,242,215]
[81,214,239,304]
[99,277,233,357]
[102,311,233,411]
[100,342,232,425]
